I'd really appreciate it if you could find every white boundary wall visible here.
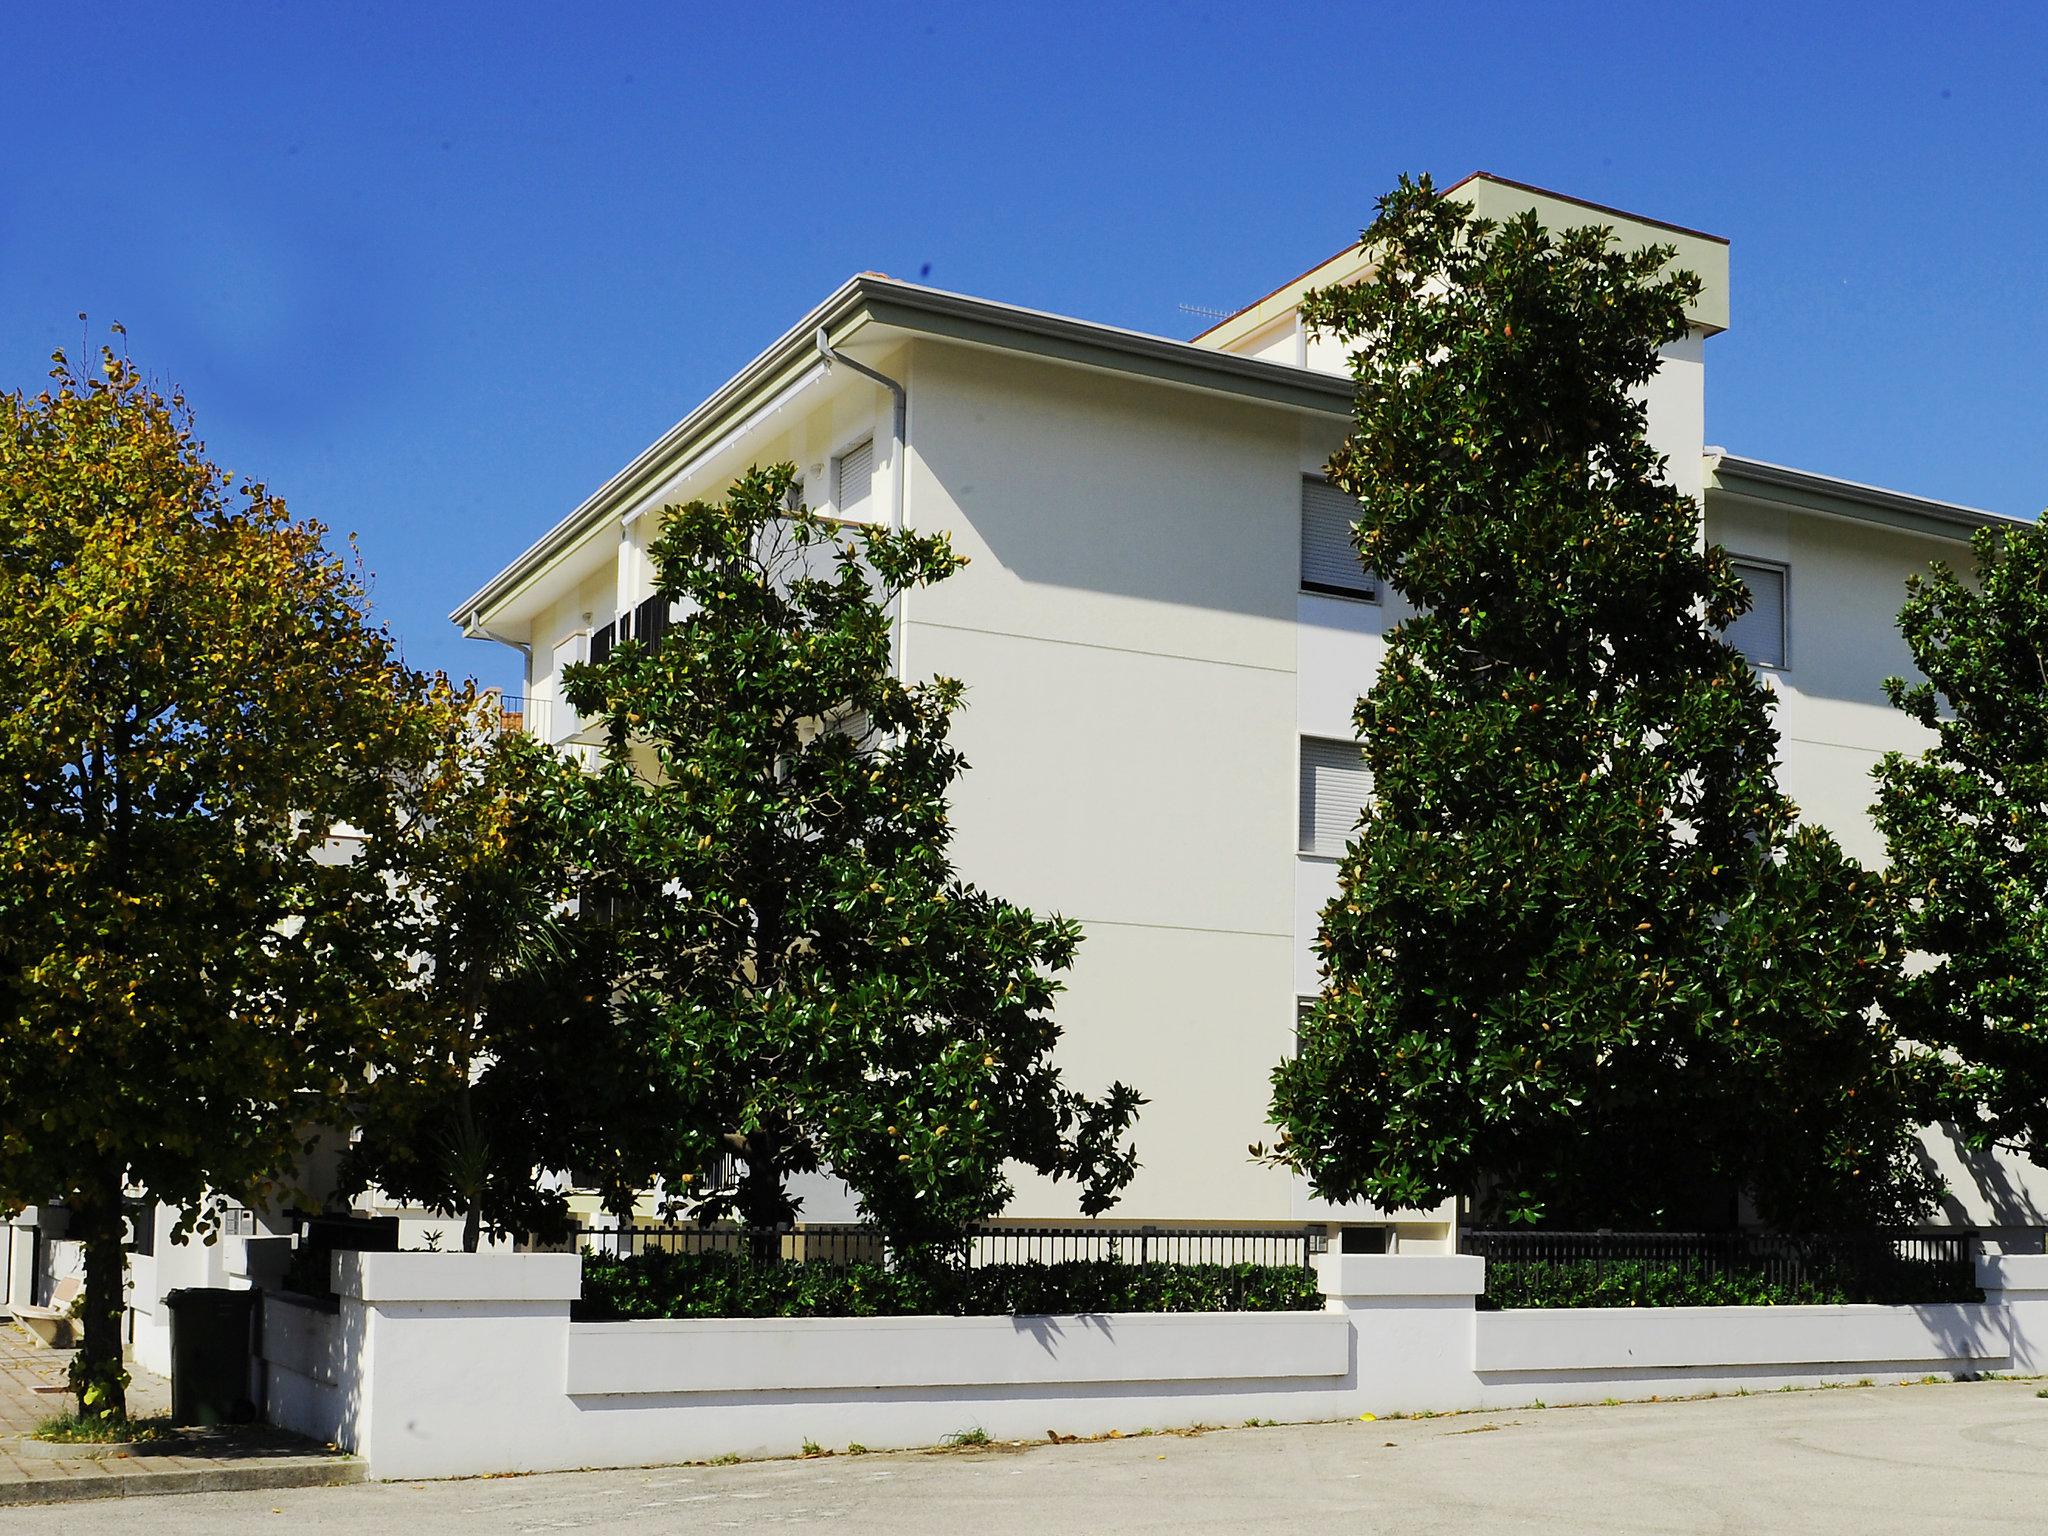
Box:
[259,1250,2048,1481]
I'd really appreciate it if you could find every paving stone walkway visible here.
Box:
[0,1319,361,1505]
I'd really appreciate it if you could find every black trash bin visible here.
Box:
[164,1287,258,1426]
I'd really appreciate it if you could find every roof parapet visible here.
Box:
[1193,171,1731,355]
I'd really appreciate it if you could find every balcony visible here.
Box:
[489,696,607,770]
[490,694,546,740]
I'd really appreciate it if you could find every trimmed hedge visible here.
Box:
[1481,1257,1981,1310]
[576,1249,1322,1321]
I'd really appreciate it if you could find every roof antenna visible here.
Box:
[1178,303,1231,320]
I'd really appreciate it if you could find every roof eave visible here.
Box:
[449,277,874,629]
[1705,450,2021,543]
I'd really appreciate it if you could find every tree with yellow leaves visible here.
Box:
[0,341,453,1417]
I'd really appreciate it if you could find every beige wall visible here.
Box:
[1703,494,1943,867]
[901,340,1315,1221]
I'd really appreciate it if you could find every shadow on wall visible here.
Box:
[259,1286,366,1455]
[1918,1127,2048,1251]
[39,1237,85,1312]
[1709,508,1958,717]
[913,348,1329,627]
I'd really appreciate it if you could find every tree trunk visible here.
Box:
[461,1206,481,1254]
[69,1166,129,1421]
[735,1132,787,1265]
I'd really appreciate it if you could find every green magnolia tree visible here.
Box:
[0,344,436,1415]
[336,691,602,1252]
[1266,178,1939,1229]
[1875,521,2048,1169]
[564,464,1142,1252]
[343,690,692,1246]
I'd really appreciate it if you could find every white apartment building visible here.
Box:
[453,173,2047,1247]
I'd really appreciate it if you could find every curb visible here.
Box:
[0,1458,365,1507]
[12,1436,149,1459]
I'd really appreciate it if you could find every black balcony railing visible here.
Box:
[634,594,672,645]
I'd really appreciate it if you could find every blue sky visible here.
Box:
[5,4,2044,690]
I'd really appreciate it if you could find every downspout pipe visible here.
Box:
[463,615,533,660]
[815,327,909,677]
[463,614,536,721]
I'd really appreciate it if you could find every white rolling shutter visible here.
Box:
[1727,559,1787,669]
[548,633,587,743]
[834,439,875,523]
[1301,477,1377,599]
[1299,736,1370,856]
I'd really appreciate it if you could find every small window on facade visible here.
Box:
[1727,559,1787,669]
[1301,477,1378,601]
[834,439,875,523]
[1299,736,1370,857]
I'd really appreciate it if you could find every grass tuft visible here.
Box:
[32,1414,170,1445]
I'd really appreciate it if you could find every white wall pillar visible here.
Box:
[1977,1253,2048,1374]
[333,1251,583,1480]
[1317,1252,1485,1413]
[2,1211,37,1311]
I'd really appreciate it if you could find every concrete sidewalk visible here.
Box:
[9,1374,2045,1533]
[0,1322,361,1506]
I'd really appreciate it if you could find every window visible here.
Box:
[1726,558,1787,669]
[1301,477,1378,601]
[589,619,617,666]
[1299,736,1369,857]
[123,1197,156,1258]
[834,438,875,523]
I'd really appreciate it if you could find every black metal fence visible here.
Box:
[962,1225,1320,1269]
[569,1222,1322,1270]
[1460,1228,1979,1305]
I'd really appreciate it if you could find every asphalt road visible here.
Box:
[14,1377,2047,1534]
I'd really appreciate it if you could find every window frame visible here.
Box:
[832,435,877,523]
[1298,733,1371,860]
[1725,554,1790,672]
[1300,475,1381,604]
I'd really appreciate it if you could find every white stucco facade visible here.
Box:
[451,174,2047,1242]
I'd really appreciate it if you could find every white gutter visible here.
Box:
[1704,449,2023,542]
